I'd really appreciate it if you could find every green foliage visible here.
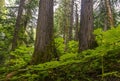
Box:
[6,45,33,71]
[26,0,39,10]
[10,55,81,81]
[1,25,120,81]
[0,7,15,65]
[55,37,65,55]
[0,45,33,81]
[67,40,78,53]
[94,25,120,46]
[54,38,78,55]
[60,53,77,61]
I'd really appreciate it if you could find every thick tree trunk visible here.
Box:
[79,0,94,52]
[11,0,25,50]
[30,0,54,64]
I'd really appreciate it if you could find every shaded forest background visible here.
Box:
[0,0,120,81]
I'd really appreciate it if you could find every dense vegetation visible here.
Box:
[0,0,120,81]
[1,25,120,81]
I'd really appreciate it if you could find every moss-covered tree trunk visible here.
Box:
[79,0,94,52]
[30,0,54,64]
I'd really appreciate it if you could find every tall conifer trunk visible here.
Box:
[31,0,54,64]
[79,0,94,51]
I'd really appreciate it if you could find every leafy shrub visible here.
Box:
[67,40,78,53]
[3,25,120,81]
[6,45,33,71]
[54,37,65,55]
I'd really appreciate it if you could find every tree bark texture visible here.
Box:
[31,0,54,64]
[105,0,114,27]
[100,0,108,31]
[79,0,94,51]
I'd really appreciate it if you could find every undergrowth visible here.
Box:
[1,25,120,81]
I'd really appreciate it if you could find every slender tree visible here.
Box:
[79,0,94,51]
[21,0,33,45]
[30,0,54,64]
[94,0,115,30]
[69,0,74,41]
[60,0,70,51]
[98,0,108,31]
[105,0,114,27]
[11,0,25,50]
[74,3,79,41]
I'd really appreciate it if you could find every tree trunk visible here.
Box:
[30,0,54,64]
[100,0,108,31]
[11,0,25,50]
[62,0,69,51]
[79,0,94,52]
[68,0,74,41]
[105,0,114,27]
[75,4,79,41]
